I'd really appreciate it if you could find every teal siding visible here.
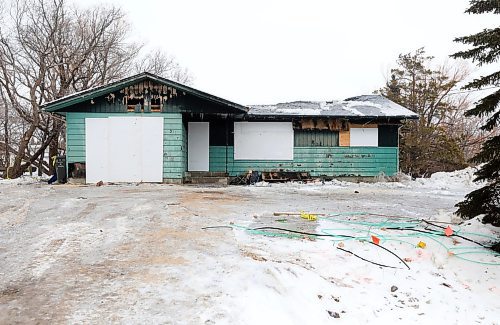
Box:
[66,113,87,164]
[65,112,185,180]
[209,146,398,177]
[162,113,185,180]
[181,122,188,174]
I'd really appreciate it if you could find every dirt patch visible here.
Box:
[0,286,21,298]
[45,239,66,253]
[77,203,97,218]
[180,190,247,206]
[145,227,206,241]
[241,250,267,262]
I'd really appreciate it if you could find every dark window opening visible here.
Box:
[294,130,339,147]
[378,125,399,147]
[68,162,86,178]
[209,120,234,146]
[127,97,144,112]
[150,91,162,112]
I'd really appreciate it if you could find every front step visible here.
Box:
[184,171,228,178]
[185,177,229,185]
[184,171,229,185]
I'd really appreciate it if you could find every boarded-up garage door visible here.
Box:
[85,117,164,183]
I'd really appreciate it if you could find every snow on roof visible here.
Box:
[248,95,418,119]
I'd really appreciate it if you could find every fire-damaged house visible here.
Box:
[41,72,418,184]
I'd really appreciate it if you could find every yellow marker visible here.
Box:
[417,241,426,249]
[300,211,317,221]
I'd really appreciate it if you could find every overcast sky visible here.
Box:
[73,0,497,105]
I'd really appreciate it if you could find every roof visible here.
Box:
[248,95,418,119]
[41,72,249,113]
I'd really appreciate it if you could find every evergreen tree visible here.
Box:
[451,0,500,251]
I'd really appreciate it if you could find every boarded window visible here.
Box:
[294,130,339,147]
[234,122,294,160]
[350,127,378,147]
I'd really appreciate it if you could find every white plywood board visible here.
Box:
[234,122,293,160]
[85,118,109,183]
[350,127,378,147]
[85,117,164,183]
[188,122,209,171]
[107,117,141,182]
[140,117,164,182]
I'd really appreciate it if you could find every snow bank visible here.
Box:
[246,167,482,194]
[215,213,500,324]
[0,175,44,185]
[411,167,480,189]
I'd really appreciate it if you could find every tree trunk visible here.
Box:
[48,130,60,175]
[9,125,37,178]
[38,148,44,176]
[1,88,9,170]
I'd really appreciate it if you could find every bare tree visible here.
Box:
[135,49,193,85]
[0,0,194,179]
[443,94,497,161]
[379,48,477,176]
[0,0,137,178]
[0,87,10,170]
[0,0,7,169]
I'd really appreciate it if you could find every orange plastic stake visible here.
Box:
[371,235,380,245]
[444,226,454,237]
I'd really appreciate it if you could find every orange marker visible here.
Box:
[445,226,454,237]
[371,235,380,245]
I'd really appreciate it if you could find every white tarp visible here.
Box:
[350,127,378,147]
[234,122,293,160]
[188,122,209,171]
[85,116,164,183]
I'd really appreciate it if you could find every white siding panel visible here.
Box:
[141,117,164,182]
[85,118,109,183]
[107,117,141,182]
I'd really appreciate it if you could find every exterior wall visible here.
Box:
[65,112,185,181]
[209,146,398,177]
[66,112,399,181]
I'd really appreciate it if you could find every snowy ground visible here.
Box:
[0,169,499,324]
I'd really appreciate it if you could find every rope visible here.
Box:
[201,211,500,266]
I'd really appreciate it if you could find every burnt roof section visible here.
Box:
[248,95,418,119]
[41,72,249,113]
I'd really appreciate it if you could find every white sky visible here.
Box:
[73,0,497,105]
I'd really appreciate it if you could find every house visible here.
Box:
[41,72,418,184]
